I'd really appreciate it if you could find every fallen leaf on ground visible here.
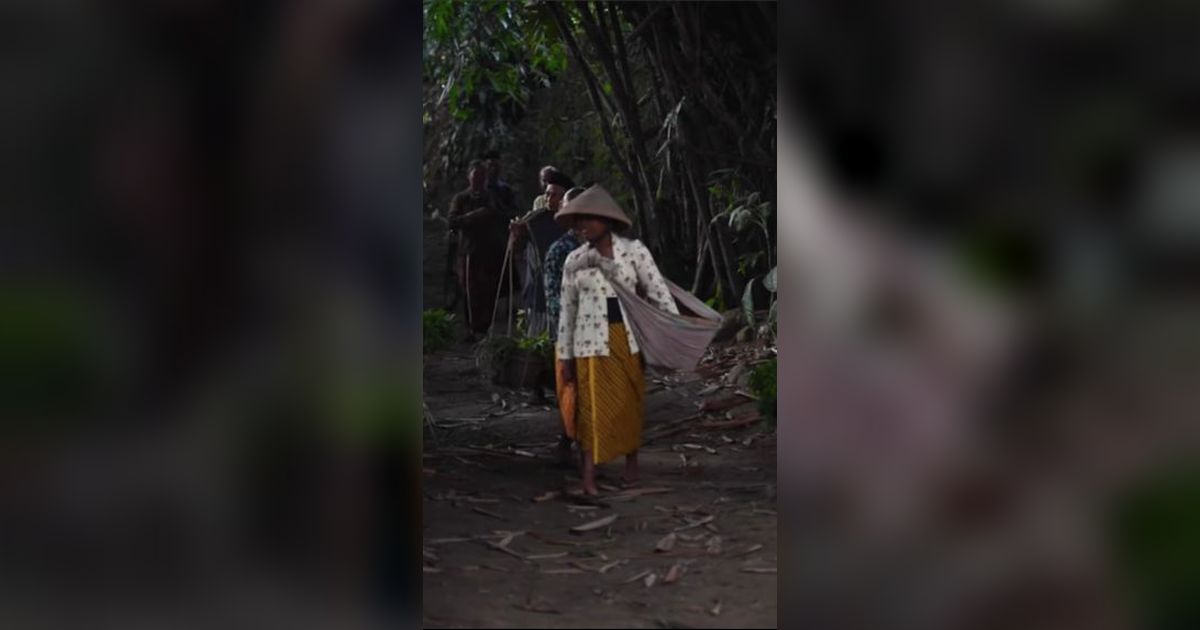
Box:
[541,568,583,575]
[525,552,568,560]
[473,507,506,520]
[423,566,442,573]
[674,515,715,532]
[706,536,723,555]
[598,560,627,574]
[571,513,618,533]
[663,563,685,584]
[697,384,721,396]
[623,569,653,584]
[644,573,658,588]
[529,532,615,547]
[735,544,764,556]
[484,542,526,560]
[655,532,678,553]
[740,567,777,574]
[515,599,560,614]
[709,600,722,617]
[533,490,561,502]
[512,449,536,458]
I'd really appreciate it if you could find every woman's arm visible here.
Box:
[446,194,465,229]
[632,240,680,315]
[555,260,579,360]
[544,244,565,332]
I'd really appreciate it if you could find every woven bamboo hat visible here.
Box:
[554,185,632,228]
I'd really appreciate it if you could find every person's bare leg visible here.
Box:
[580,450,599,496]
[623,450,639,486]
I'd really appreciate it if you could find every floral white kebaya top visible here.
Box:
[556,234,679,359]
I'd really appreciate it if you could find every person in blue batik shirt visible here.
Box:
[544,186,587,466]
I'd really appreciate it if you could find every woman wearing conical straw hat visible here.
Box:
[554,185,680,495]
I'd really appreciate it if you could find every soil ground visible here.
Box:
[422,218,778,629]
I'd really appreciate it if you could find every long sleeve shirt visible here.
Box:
[543,231,581,341]
[447,188,506,256]
[556,234,679,359]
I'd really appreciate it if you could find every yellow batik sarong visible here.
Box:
[555,348,576,439]
[576,322,645,464]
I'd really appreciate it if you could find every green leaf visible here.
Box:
[763,266,777,293]
[742,278,756,330]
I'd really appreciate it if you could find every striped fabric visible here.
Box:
[554,348,576,439]
[576,322,645,464]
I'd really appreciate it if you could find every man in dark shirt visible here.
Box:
[510,170,573,337]
[448,159,508,340]
[483,149,518,219]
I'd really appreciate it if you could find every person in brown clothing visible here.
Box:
[448,159,508,340]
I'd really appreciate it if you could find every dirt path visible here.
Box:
[421,338,778,629]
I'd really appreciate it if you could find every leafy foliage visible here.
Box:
[424,1,777,308]
[1111,464,1200,629]
[516,330,554,363]
[423,0,568,203]
[422,308,456,354]
[748,358,777,427]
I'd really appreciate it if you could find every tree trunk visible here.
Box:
[577,2,658,250]
[548,3,643,219]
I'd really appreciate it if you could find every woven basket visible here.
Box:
[509,349,547,389]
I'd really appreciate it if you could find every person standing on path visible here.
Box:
[447,159,507,341]
[544,186,587,466]
[510,169,573,337]
[555,186,679,495]
[529,165,560,214]
[482,149,518,220]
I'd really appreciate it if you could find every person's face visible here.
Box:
[539,169,554,189]
[546,184,566,212]
[469,166,485,189]
[486,158,500,181]
[573,214,610,243]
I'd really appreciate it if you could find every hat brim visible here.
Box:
[552,185,633,228]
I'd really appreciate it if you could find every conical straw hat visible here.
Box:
[554,185,632,228]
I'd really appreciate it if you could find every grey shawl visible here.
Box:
[566,246,723,371]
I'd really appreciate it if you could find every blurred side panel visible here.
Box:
[0,0,423,628]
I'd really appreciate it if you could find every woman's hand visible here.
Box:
[508,221,528,247]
